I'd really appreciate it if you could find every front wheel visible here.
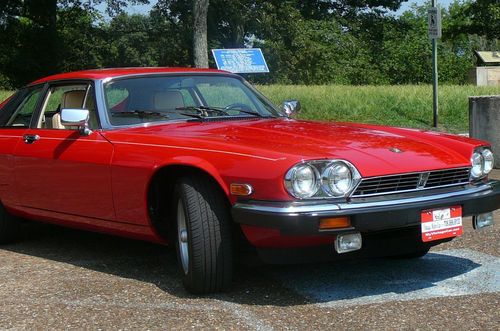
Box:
[174,175,233,294]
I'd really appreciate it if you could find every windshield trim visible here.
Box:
[97,72,284,130]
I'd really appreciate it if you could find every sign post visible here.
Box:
[428,3,441,128]
[211,48,269,74]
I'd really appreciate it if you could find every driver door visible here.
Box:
[13,81,115,221]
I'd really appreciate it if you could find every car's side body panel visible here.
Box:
[5,203,162,242]
[0,129,24,207]
[13,129,115,220]
[102,129,288,224]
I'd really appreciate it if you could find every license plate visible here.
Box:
[421,206,463,242]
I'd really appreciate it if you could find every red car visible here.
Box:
[0,68,498,293]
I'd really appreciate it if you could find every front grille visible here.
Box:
[352,167,470,197]
[425,168,471,187]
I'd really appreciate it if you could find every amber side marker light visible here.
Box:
[230,183,253,196]
[319,216,351,230]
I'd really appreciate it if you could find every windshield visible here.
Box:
[103,75,283,126]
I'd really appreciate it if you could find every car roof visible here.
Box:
[28,67,231,86]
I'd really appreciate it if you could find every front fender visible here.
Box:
[154,155,230,197]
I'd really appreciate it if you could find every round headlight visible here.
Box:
[471,151,484,179]
[285,164,320,198]
[322,162,353,196]
[482,149,494,175]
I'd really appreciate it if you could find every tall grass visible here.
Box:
[1,85,499,132]
[257,85,499,133]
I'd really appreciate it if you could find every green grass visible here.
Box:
[2,85,499,133]
[0,90,12,104]
[257,85,500,133]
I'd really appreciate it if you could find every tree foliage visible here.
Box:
[0,0,498,88]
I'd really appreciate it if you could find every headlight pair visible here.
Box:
[470,147,494,180]
[285,160,361,199]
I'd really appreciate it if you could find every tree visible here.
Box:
[0,0,149,87]
[447,0,500,40]
[192,0,209,68]
[103,13,158,67]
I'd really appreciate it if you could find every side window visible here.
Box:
[5,88,42,128]
[37,84,88,130]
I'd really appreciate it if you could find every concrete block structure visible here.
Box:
[469,95,500,168]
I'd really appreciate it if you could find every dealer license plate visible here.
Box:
[421,206,463,242]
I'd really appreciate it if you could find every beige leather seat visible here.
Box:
[153,90,185,111]
[52,90,86,129]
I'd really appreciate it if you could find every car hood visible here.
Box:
[105,118,483,177]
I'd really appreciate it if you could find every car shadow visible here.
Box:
[2,222,483,306]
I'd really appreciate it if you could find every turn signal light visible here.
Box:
[230,183,253,196]
[319,216,351,230]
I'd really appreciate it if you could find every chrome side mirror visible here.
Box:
[282,100,301,117]
[60,108,92,135]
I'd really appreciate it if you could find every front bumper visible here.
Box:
[232,181,500,235]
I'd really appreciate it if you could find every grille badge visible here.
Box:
[389,147,403,153]
[417,172,430,189]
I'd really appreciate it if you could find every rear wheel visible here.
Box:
[0,203,20,244]
[173,175,233,294]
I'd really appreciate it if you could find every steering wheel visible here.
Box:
[224,103,254,115]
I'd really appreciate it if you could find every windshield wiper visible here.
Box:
[111,110,169,119]
[175,106,230,117]
[177,105,273,119]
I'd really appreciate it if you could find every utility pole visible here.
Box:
[428,1,441,128]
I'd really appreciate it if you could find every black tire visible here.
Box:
[0,202,20,244]
[173,175,233,294]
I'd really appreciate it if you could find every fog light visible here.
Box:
[473,212,494,230]
[335,232,362,254]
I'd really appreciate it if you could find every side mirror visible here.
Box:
[282,100,301,117]
[60,108,92,135]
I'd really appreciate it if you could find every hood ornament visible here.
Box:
[389,147,404,153]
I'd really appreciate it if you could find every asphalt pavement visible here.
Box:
[0,171,499,330]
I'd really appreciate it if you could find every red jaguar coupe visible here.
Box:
[0,68,498,293]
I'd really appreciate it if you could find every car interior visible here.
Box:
[38,85,99,130]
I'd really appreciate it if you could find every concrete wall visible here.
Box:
[469,67,500,86]
[469,96,500,168]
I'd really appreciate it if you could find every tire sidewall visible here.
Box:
[173,182,196,287]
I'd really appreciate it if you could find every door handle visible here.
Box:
[23,134,40,144]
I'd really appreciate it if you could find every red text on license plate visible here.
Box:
[421,206,463,242]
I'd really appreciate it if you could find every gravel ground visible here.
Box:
[0,170,499,330]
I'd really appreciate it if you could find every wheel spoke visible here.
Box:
[177,199,189,275]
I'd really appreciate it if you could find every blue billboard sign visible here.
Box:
[211,48,269,74]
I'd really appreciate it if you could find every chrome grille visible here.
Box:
[352,167,470,197]
[425,168,471,188]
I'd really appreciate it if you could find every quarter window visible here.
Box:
[5,88,42,128]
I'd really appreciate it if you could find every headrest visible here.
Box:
[61,90,86,109]
[153,91,185,110]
